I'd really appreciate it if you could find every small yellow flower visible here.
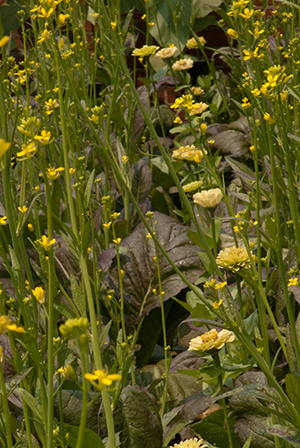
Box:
[200,123,207,134]
[193,188,223,209]
[174,116,182,124]
[28,223,34,231]
[34,130,52,145]
[113,238,122,245]
[0,315,25,334]
[0,216,7,225]
[191,86,205,96]
[122,156,129,164]
[288,277,299,287]
[103,222,112,229]
[0,36,9,47]
[32,287,45,304]
[37,29,52,44]
[0,139,11,159]
[213,299,223,309]
[37,235,56,251]
[56,364,76,380]
[84,369,121,390]
[227,28,239,39]
[18,206,28,214]
[111,212,121,220]
[111,21,117,30]
[17,142,37,160]
[188,329,235,352]
[172,145,207,162]
[46,166,65,180]
[172,58,194,71]
[263,112,274,124]
[59,317,89,338]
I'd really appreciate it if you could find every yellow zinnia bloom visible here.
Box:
[216,246,251,271]
[188,329,235,352]
[193,188,223,208]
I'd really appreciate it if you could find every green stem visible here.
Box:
[75,351,88,448]
[0,360,13,448]
[212,353,234,448]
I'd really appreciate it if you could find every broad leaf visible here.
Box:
[119,385,163,448]
[100,212,204,329]
[64,424,105,448]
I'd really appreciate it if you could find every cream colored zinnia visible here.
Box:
[171,437,208,448]
[193,188,223,208]
[189,102,209,116]
[216,246,251,271]
[172,144,207,162]
[182,180,203,193]
[186,36,206,49]
[188,329,235,352]
[155,45,177,58]
[172,58,194,71]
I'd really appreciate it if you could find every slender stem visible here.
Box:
[212,353,234,448]
[0,360,13,448]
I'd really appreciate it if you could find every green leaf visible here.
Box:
[0,0,24,36]
[53,303,76,320]
[81,219,91,256]
[102,212,204,329]
[153,65,169,82]
[119,385,163,448]
[70,274,85,316]
[64,423,105,448]
[263,425,300,447]
[8,245,19,270]
[84,169,95,209]
[186,290,215,321]
[285,373,300,409]
[193,408,240,448]
[151,156,169,174]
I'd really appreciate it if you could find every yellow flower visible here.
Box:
[0,139,11,159]
[37,29,52,44]
[84,369,121,390]
[188,329,235,352]
[189,102,209,116]
[132,45,159,57]
[45,98,59,115]
[174,116,183,124]
[17,142,37,160]
[32,287,45,304]
[111,21,117,30]
[111,212,121,220]
[227,29,239,39]
[172,58,194,71]
[288,277,299,287]
[46,166,65,180]
[113,238,122,245]
[58,13,70,26]
[240,7,254,19]
[18,205,28,214]
[0,216,7,225]
[59,317,89,338]
[216,246,251,271]
[155,45,177,59]
[186,37,206,49]
[0,36,9,47]
[28,223,34,231]
[56,364,76,380]
[103,221,112,229]
[200,123,207,134]
[193,188,223,208]
[191,86,205,96]
[172,145,207,162]
[37,235,56,251]
[170,438,208,448]
[263,112,274,123]
[34,130,52,145]
[182,181,203,193]
[213,299,223,309]
[0,315,25,334]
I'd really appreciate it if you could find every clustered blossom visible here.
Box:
[172,58,194,71]
[216,246,251,271]
[0,315,24,334]
[172,145,207,163]
[155,45,177,59]
[189,102,209,116]
[170,437,208,448]
[188,329,235,353]
[193,188,223,208]
[132,45,159,59]
[186,37,206,49]
[182,180,203,193]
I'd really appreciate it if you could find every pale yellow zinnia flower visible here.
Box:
[216,246,251,272]
[188,329,235,352]
[172,58,194,71]
[193,188,223,208]
[155,45,177,58]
